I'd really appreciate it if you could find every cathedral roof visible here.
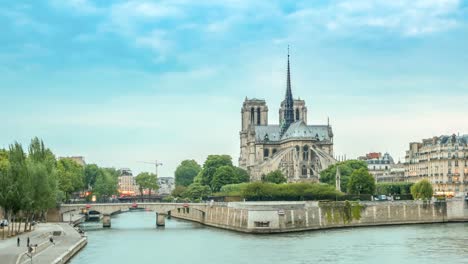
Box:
[282,121,330,141]
[255,125,281,142]
[255,121,332,143]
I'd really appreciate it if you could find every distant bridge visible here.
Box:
[60,203,208,227]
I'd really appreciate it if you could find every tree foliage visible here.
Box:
[174,160,201,187]
[320,160,368,191]
[135,172,159,196]
[375,182,413,195]
[84,164,101,189]
[193,155,250,191]
[183,183,211,200]
[239,182,343,201]
[410,179,433,200]
[262,170,287,184]
[199,155,233,188]
[0,137,120,237]
[56,158,84,200]
[347,168,376,195]
[93,169,118,200]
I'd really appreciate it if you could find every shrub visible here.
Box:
[240,182,343,201]
[410,179,433,200]
[375,182,413,195]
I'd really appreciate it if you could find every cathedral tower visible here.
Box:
[239,98,268,168]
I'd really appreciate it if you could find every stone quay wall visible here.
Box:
[171,199,468,233]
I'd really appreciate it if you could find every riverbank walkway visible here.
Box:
[0,216,85,264]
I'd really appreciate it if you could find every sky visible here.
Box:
[1,0,468,177]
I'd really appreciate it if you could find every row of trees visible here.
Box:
[172,156,434,201]
[173,155,250,200]
[0,138,123,238]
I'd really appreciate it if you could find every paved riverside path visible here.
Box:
[0,222,85,264]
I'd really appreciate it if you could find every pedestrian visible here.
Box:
[27,237,30,247]
[49,237,55,245]
[17,237,20,247]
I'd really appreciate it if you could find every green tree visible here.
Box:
[84,164,101,189]
[56,158,84,200]
[8,142,29,235]
[376,182,413,195]
[184,183,211,201]
[410,179,433,200]
[171,185,187,198]
[233,167,250,183]
[320,160,368,191]
[347,168,376,195]
[199,155,233,188]
[211,166,235,192]
[27,138,58,211]
[174,160,201,187]
[135,172,159,197]
[262,170,287,184]
[93,169,118,201]
[0,149,13,238]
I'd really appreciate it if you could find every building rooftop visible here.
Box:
[254,121,331,143]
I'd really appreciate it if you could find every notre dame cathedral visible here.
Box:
[239,53,336,182]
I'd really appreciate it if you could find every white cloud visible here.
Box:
[289,0,461,36]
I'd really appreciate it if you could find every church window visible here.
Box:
[295,146,300,153]
[303,145,309,160]
[310,168,314,176]
[257,108,261,125]
[250,107,254,124]
[296,108,300,121]
[264,149,270,158]
[302,165,307,176]
[272,148,277,155]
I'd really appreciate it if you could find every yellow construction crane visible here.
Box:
[138,160,163,176]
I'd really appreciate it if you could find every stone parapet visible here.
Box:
[171,200,468,234]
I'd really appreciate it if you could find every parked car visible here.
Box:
[374,195,388,201]
[0,219,9,227]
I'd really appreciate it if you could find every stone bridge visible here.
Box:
[60,203,208,227]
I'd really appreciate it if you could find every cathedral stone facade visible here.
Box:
[239,54,336,182]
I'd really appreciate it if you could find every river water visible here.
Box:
[71,211,468,264]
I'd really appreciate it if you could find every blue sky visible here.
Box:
[1,0,468,176]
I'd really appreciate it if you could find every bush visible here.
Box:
[218,183,250,196]
[262,170,287,184]
[241,182,343,201]
[411,179,433,200]
[375,182,413,195]
[162,196,174,202]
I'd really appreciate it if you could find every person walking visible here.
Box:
[17,237,20,247]
[27,237,30,247]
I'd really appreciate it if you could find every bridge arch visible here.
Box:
[60,203,207,228]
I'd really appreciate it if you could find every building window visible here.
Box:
[250,107,254,124]
[302,165,307,176]
[272,148,277,155]
[257,108,261,125]
[295,108,300,121]
[264,149,270,158]
[303,145,309,160]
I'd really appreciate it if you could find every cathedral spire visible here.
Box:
[281,46,295,136]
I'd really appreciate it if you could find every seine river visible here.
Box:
[71,211,468,264]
